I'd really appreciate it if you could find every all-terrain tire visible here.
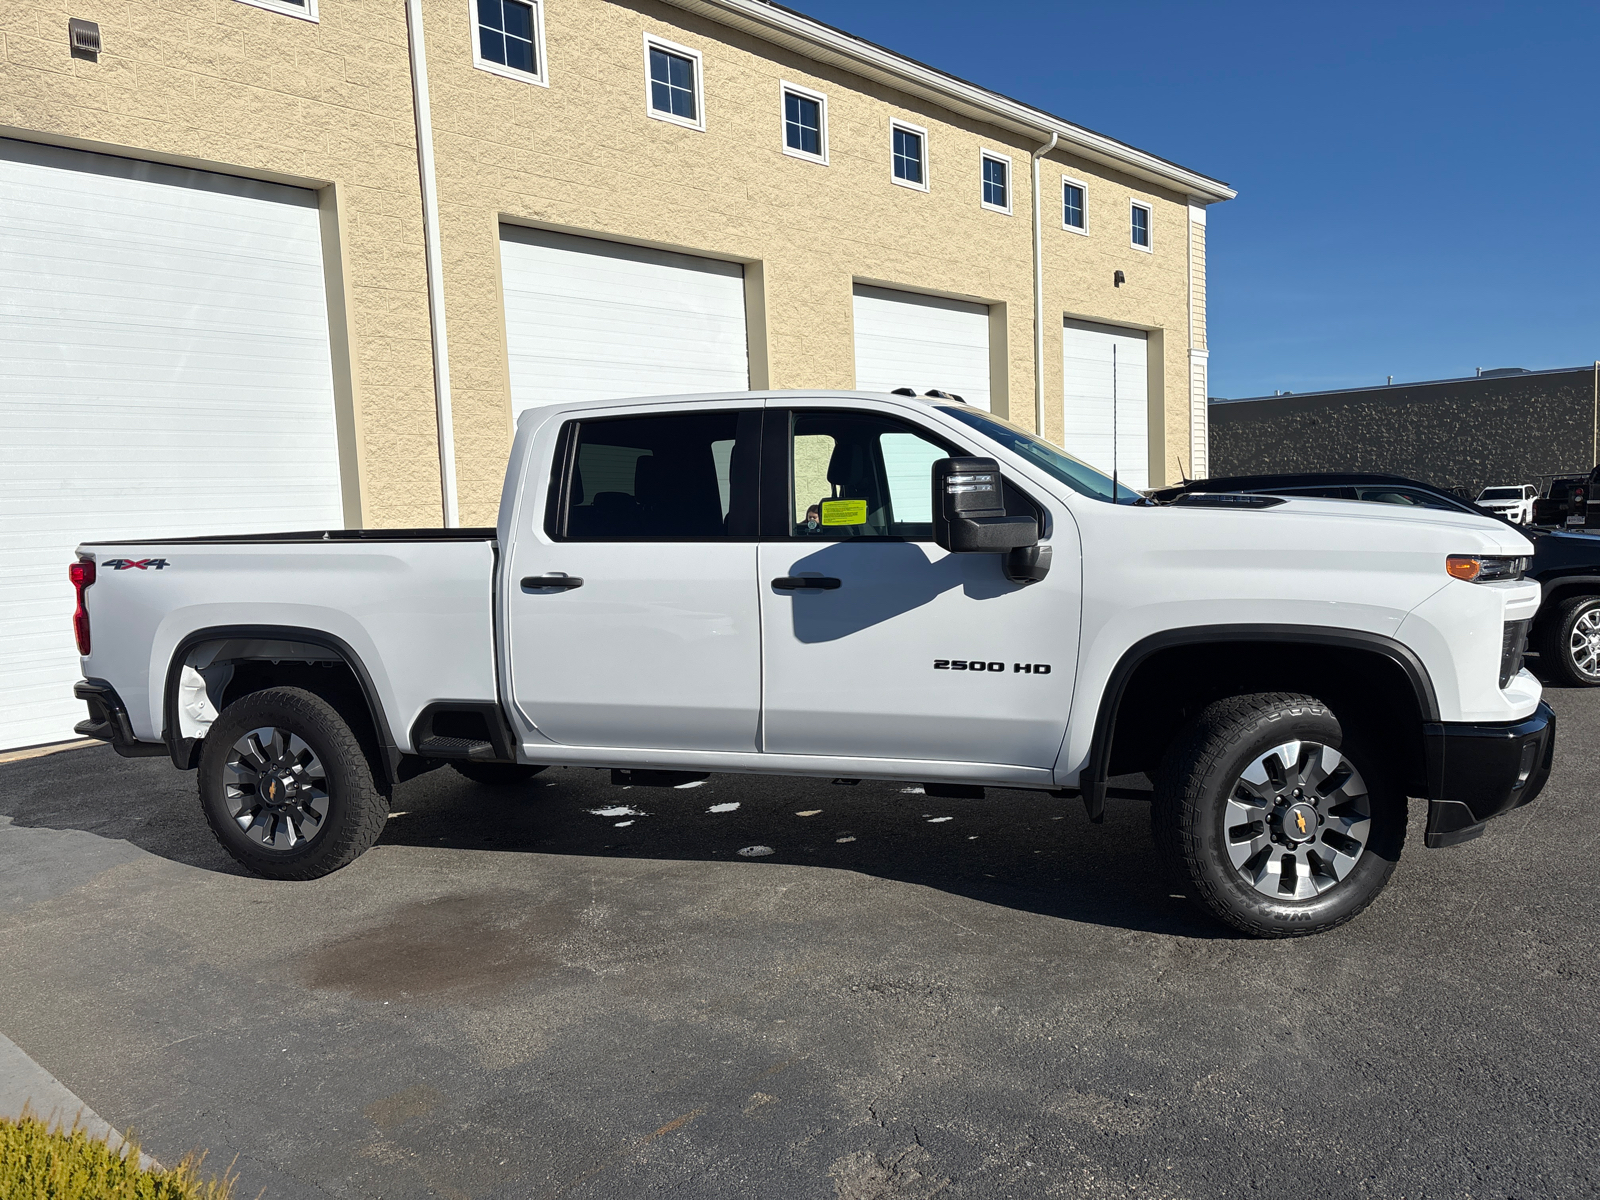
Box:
[1535,595,1600,688]
[1151,692,1407,938]
[198,686,389,880]
[450,761,549,786]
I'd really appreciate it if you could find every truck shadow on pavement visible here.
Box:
[2,747,1233,938]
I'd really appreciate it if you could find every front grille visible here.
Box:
[1501,619,1531,689]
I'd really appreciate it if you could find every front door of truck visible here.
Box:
[505,405,763,751]
[756,406,1080,768]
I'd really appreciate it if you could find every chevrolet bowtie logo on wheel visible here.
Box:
[1296,811,1308,835]
[103,558,170,571]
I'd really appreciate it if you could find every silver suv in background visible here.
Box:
[1477,484,1538,524]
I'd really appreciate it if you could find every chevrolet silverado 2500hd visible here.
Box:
[69,391,1554,937]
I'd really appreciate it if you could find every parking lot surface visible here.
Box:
[2,689,1598,1199]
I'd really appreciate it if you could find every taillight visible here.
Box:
[70,558,95,655]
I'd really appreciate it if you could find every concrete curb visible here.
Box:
[0,1031,158,1170]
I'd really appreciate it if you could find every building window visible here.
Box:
[473,0,546,85]
[1062,178,1087,232]
[980,150,1011,214]
[1131,200,1152,250]
[891,120,928,191]
[234,0,318,21]
[781,83,828,164]
[644,35,704,130]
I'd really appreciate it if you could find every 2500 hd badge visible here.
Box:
[934,659,1052,674]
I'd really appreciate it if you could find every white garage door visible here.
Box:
[1062,318,1149,491]
[0,139,344,751]
[852,285,991,411]
[499,227,749,415]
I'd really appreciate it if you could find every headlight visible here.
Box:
[1446,555,1527,583]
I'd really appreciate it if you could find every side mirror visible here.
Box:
[932,457,1039,554]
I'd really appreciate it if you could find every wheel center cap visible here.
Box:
[262,773,296,806]
[1280,802,1318,844]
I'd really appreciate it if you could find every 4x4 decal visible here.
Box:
[103,558,170,571]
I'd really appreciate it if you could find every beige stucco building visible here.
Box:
[0,0,1232,748]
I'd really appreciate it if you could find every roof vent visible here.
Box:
[1478,367,1529,378]
[68,17,100,58]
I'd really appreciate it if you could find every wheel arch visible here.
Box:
[162,624,400,783]
[1533,576,1600,618]
[1079,625,1440,820]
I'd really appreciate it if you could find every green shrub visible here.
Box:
[0,1112,237,1199]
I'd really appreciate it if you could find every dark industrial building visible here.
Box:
[1208,365,1600,497]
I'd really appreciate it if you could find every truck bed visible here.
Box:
[77,529,500,753]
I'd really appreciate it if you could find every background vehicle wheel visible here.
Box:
[450,762,548,786]
[1535,595,1600,687]
[198,687,389,880]
[1152,692,1406,938]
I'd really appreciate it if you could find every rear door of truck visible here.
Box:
[501,401,764,751]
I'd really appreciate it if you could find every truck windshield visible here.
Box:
[938,406,1144,503]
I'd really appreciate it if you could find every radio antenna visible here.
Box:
[1111,342,1119,502]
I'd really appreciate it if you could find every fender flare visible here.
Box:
[1077,624,1440,821]
[162,624,401,782]
[1533,574,1600,614]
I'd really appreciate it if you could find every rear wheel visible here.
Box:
[198,687,389,880]
[1536,595,1600,687]
[450,762,548,787]
[1152,692,1406,938]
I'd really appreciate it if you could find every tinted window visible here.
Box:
[784,92,821,155]
[558,412,753,539]
[782,411,1036,539]
[649,47,696,120]
[478,0,536,74]
[982,156,1007,208]
[1354,487,1458,511]
[1131,204,1150,246]
[892,127,924,184]
[1063,182,1084,228]
[787,412,951,539]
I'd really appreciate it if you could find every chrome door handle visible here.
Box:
[772,576,841,590]
[521,575,584,590]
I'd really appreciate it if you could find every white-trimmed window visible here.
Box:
[781,82,828,164]
[1130,199,1153,251]
[472,0,547,86]
[644,34,704,130]
[980,150,1011,214]
[235,0,317,21]
[1062,177,1088,233]
[891,120,928,191]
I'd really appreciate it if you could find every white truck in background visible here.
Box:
[70,390,1553,937]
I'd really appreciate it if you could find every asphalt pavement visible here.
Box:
[2,686,1598,1198]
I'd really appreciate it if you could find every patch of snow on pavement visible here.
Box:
[587,806,645,818]
[707,802,740,813]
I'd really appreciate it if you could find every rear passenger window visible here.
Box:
[554,411,757,539]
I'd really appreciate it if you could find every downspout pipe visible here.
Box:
[1030,131,1058,437]
[405,0,460,527]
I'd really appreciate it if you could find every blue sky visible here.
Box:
[797,0,1599,399]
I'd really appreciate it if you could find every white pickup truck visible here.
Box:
[70,390,1554,937]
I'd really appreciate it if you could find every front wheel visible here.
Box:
[1152,692,1406,938]
[1535,595,1600,688]
[198,687,390,880]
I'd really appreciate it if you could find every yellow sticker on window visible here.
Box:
[820,499,868,526]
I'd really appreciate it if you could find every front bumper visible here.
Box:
[1422,701,1555,848]
[73,679,168,758]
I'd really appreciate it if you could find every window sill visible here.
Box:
[473,58,549,88]
[782,145,828,166]
[1061,223,1089,237]
[981,200,1012,216]
[891,175,930,193]
[648,108,705,132]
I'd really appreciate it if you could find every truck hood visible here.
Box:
[1256,495,1535,556]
